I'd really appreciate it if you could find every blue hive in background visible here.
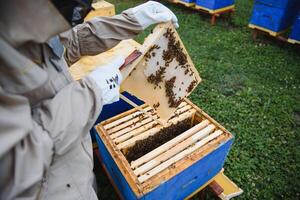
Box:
[249,0,300,32]
[289,12,300,43]
[195,0,235,11]
[180,0,195,3]
[255,0,299,8]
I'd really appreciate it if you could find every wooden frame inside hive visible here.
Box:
[95,98,233,196]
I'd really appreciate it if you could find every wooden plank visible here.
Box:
[106,106,153,133]
[110,104,190,137]
[184,98,234,137]
[120,93,164,126]
[109,102,188,138]
[134,123,215,173]
[100,104,145,127]
[193,114,204,125]
[117,110,196,150]
[167,105,193,121]
[113,105,193,144]
[113,105,193,143]
[109,101,188,137]
[112,117,155,141]
[288,38,300,45]
[214,171,243,199]
[138,130,223,183]
[209,180,224,196]
[133,124,216,176]
[104,101,187,130]
[85,1,115,21]
[121,22,201,122]
[114,119,158,144]
[130,119,210,169]
[103,104,150,130]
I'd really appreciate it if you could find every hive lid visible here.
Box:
[69,39,141,81]
[121,22,201,122]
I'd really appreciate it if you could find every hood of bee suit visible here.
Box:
[0,0,70,47]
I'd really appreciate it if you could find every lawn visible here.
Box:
[95,0,300,199]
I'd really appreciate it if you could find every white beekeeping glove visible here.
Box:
[124,1,179,29]
[88,56,125,105]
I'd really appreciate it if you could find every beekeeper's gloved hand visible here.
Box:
[125,1,179,29]
[88,56,125,105]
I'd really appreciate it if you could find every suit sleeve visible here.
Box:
[0,88,53,200]
[0,77,102,199]
[33,77,103,155]
[60,10,143,64]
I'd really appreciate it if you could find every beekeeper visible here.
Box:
[0,0,178,199]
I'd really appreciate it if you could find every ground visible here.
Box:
[94,0,300,199]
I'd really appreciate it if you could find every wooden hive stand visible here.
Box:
[248,24,300,45]
[194,4,235,26]
[168,0,235,25]
[184,168,243,200]
[287,38,300,45]
[248,24,288,42]
[248,24,296,44]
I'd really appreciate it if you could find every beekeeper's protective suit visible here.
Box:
[0,0,178,199]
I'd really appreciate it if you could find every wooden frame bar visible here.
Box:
[117,110,196,149]
[133,124,216,176]
[138,130,223,183]
[114,104,192,144]
[130,119,210,169]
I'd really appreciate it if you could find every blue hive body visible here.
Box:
[196,0,235,10]
[289,13,300,42]
[93,94,234,199]
[255,0,299,9]
[181,0,196,3]
[250,0,300,32]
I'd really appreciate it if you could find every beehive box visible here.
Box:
[84,1,115,21]
[180,0,195,4]
[169,0,195,6]
[249,0,300,32]
[95,99,234,200]
[289,13,300,44]
[255,0,299,8]
[195,0,235,11]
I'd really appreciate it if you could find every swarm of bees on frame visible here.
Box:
[145,28,198,108]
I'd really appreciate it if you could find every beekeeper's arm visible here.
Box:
[60,1,179,64]
[0,35,123,199]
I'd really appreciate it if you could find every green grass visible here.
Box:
[95,0,300,199]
